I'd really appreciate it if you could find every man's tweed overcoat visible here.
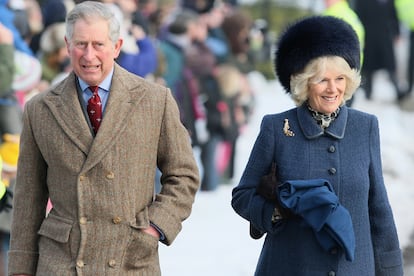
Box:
[232,104,403,275]
[8,64,200,275]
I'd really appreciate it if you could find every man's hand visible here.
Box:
[141,226,160,240]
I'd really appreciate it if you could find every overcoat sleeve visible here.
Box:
[367,117,403,275]
[148,89,200,245]
[8,95,49,273]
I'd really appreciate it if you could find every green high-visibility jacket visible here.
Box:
[396,0,414,30]
[323,0,365,66]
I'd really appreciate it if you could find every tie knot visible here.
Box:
[89,86,99,95]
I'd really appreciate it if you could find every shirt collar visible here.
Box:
[79,67,114,93]
[297,103,348,140]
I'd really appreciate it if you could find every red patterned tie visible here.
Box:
[87,86,102,134]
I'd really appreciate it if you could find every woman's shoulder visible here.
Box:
[262,107,298,122]
[347,107,378,122]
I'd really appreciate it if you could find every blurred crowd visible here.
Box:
[0,0,273,274]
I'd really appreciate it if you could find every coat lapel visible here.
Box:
[82,64,148,172]
[43,65,149,172]
[297,104,348,140]
[43,72,93,155]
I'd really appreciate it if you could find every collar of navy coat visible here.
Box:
[297,103,348,140]
[41,64,148,172]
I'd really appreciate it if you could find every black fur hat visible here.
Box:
[274,16,360,93]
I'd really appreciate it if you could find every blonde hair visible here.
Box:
[290,56,361,106]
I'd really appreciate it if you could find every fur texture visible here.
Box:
[274,16,360,93]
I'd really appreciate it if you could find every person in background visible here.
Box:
[395,0,414,100]
[0,133,19,216]
[38,22,71,84]
[30,0,74,54]
[0,22,23,276]
[0,157,12,214]
[354,0,407,102]
[231,16,403,275]
[184,0,230,64]
[9,0,44,49]
[0,22,14,96]
[220,9,256,182]
[108,0,158,78]
[0,0,33,55]
[322,0,364,107]
[7,1,199,275]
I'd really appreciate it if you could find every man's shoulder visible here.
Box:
[113,64,170,94]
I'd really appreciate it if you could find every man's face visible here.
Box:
[65,18,123,86]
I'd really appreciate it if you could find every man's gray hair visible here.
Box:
[65,1,120,44]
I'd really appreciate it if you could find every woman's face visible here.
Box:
[307,67,346,114]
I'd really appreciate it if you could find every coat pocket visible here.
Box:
[37,213,76,263]
[129,207,150,230]
[123,230,159,270]
[37,213,74,243]
[379,249,403,269]
[124,207,159,270]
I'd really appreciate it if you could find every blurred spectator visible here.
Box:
[0,134,19,276]
[323,0,364,65]
[183,7,221,191]
[0,24,25,143]
[354,0,407,102]
[0,134,19,189]
[186,0,230,64]
[30,0,74,54]
[395,0,414,98]
[38,22,70,84]
[0,23,14,95]
[0,0,33,55]
[9,0,43,47]
[156,9,203,192]
[0,22,22,276]
[13,48,43,106]
[221,9,257,177]
[139,0,178,38]
[104,0,158,78]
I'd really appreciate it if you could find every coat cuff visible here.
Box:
[8,250,38,275]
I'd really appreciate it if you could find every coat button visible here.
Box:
[106,171,115,179]
[79,175,85,181]
[76,260,84,268]
[80,217,87,225]
[328,145,335,153]
[328,168,337,175]
[108,259,117,268]
[112,216,122,224]
[328,271,336,276]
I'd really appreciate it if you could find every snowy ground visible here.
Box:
[158,70,414,275]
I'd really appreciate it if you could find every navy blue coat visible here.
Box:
[232,104,403,275]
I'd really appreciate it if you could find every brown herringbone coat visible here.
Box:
[8,64,200,275]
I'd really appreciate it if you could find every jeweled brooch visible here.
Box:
[283,119,295,137]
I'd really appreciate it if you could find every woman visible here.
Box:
[231,16,403,275]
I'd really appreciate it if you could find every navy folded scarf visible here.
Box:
[278,179,355,261]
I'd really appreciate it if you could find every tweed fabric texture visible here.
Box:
[8,64,200,275]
